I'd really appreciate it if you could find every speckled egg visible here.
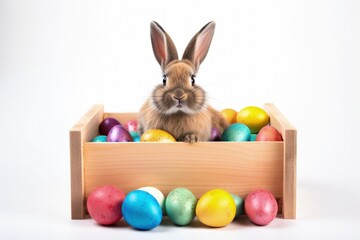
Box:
[124,120,138,132]
[140,129,176,142]
[236,106,270,134]
[221,123,251,142]
[122,190,162,230]
[165,188,197,226]
[107,125,133,142]
[196,189,236,227]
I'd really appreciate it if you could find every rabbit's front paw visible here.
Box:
[179,132,198,143]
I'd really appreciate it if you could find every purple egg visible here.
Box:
[210,128,221,141]
[99,117,121,135]
[107,125,133,142]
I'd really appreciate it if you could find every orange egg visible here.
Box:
[220,108,237,124]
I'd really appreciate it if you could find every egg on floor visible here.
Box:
[165,188,197,226]
[122,190,162,230]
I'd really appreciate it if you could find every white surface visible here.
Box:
[1,0,360,239]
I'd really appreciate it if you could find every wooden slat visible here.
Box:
[83,142,284,202]
[264,103,297,219]
[70,104,104,219]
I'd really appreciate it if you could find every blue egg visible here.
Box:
[221,123,251,142]
[122,190,162,230]
[91,135,107,142]
[130,131,140,142]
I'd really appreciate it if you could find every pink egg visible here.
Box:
[87,185,125,225]
[107,125,133,142]
[244,189,278,226]
[124,120,139,132]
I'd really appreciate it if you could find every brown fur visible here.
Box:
[139,21,228,143]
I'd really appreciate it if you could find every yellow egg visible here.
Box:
[236,106,270,133]
[196,189,236,227]
[140,129,176,142]
[220,108,237,124]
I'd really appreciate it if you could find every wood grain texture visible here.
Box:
[70,104,104,219]
[264,103,297,219]
[70,103,297,219]
[83,142,284,201]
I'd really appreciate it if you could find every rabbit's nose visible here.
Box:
[173,88,186,100]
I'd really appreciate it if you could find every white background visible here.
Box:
[1,0,360,239]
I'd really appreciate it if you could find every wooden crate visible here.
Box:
[70,104,297,220]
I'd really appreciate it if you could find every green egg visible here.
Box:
[91,135,107,142]
[230,193,244,217]
[165,188,197,226]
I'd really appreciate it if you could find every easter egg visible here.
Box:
[107,125,133,142]
[124,120,138,132]
[256,126,283,141]
[87,185,125,225]
[165,188,197,226]
[244,189,278,226]
[250,134,257,141]
[130,131,141,142]
[230,193,244,218]
[91,135,107,142]
[99,117,121,135]
[221,108,237,124]
[122,190,162,230]
[140,129,176,142]
[210,128,221,141]
[196,189,236,227]
[236,106,269,133]
[221,123,251,142]
[138,187,165,211]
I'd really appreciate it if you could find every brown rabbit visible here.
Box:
[138,21,228,143]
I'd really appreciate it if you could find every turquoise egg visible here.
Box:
[221,123,251,142]
[130,131,140,142]
[91,135,107,142]
[250,134,257,141]
[165,188,197,226]
[230,193,244,217]
[122,190,162,230]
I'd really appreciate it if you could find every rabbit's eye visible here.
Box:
[163,75,167,86]
[191,75,196,86]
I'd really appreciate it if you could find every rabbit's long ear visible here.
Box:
[150,21,179,71]
[182,21,216,72]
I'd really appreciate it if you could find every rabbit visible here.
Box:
[138,21,228,143]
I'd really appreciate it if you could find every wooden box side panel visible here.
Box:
[83,142,284,203]
[264,103,297,219]
[70,104,104,219]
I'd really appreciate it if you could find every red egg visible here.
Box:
[87,185,125,225]
[256,126,283,141]
[107,125,133,142]
[99,117,121,135]
[244,189,278,226]
[124,119,139,132]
